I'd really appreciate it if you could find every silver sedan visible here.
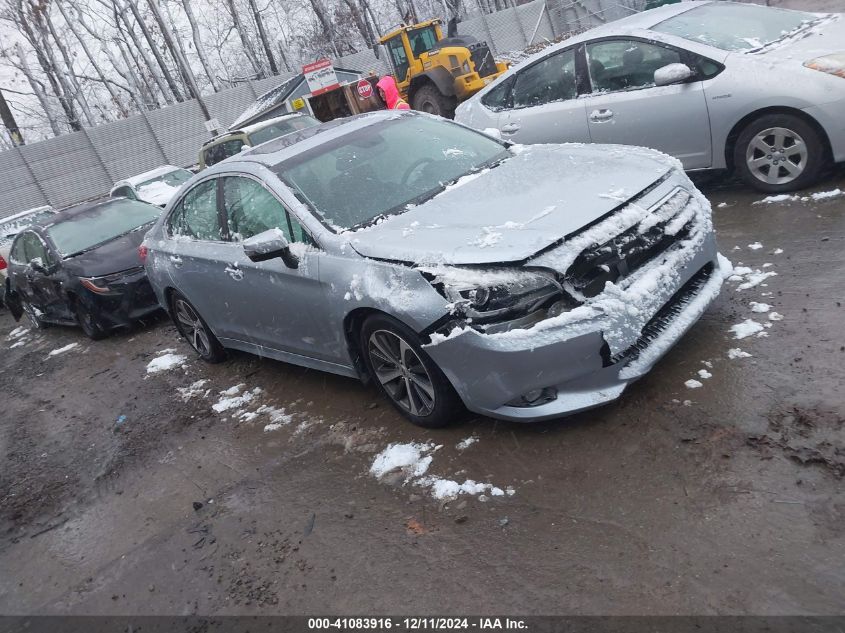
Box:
[456,1,845,193]
[142,112,724,427]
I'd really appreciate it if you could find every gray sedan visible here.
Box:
[456,1,845,193]
[143,111,724,427]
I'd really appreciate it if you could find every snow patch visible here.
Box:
[685,379,703,389]
[146,351,187,373]
[697,369,712,379]
[749,301,771,313]
[747,242,763,250]
[177,379,209,401]
[727,348,752,359]
[729,319,765,339]
[46,343,79,358]
[456,436,479,450]
[212,385,262,413]
[810,188,843,201]
[768,312,784,321]
[753,194,798,205]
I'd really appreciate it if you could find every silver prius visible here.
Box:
[143,112,725,427]
[455,1,845,193]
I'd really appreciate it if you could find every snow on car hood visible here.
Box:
[348,144,675,266]
[747,13,844,59]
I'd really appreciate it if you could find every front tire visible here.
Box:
[76,300,107,340]
[411,84,457,119]
[734,113,825,193]
[360,314,463,428]
[22,300,47,330]
[170,291,225,363]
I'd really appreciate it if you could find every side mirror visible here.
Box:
[242,229,299,269]
[29,258,49,275]
[654,63,693,87]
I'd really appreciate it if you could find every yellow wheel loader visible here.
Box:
[379,19,509,118]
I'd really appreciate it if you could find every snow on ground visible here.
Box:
[212,384,262,413]
[810,189,843,201]
[698,369,712,379]
[769,312,784,321]
[728,348,752,359]
[773,248,784,255]
[177,379,209,401]
[7,326,28,340]
[747,242,763,250]
[685,379,703,389]
[10,340,27,349]
[146,349,187,374]
[729,319,766,339]
[754,194,797,204]
[728,267,778,291]
[717,202,728,208]
[369,442,513,501]
[46,343,79,358]
[749,301,771,313]
[456,437,479,450]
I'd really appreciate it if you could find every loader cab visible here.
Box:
[381,20,444,87]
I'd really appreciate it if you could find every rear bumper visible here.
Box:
[424,233,723,422]
[803,97,845,163]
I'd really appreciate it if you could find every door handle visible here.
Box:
[501,123,521,134]
[224,265,243,281]
[169,255,183,267]
[589,109,614,122]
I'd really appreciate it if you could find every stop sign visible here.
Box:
[357,79,374,99]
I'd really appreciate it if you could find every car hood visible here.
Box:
[348,144,674,265]
[749,13,845,59]
[62,225,150,277]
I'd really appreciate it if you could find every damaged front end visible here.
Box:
[418,176,725,421]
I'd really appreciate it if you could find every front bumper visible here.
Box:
[803,96,845,163]
[81,269,161,329]
[424,198,724,422]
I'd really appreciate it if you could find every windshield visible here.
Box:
[276,116,509,231]
[653,3,821,51]
[0,209,54,246]
[248,116,320,146]
[137,168,193,190]
[48,199,162,256]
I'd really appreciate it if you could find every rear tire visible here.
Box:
[360,314,463,428]
[411,84,457,119]
[75,300,107,340]
[734,113,825,193]
[169,291,225,363]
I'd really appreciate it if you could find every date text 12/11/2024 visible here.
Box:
[307,618,529,630]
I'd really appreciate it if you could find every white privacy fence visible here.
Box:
[0,0,631,219]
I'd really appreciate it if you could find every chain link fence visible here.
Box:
[0,0,624,219]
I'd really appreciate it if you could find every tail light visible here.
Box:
[138,244,149,263]
[0,254,6,271]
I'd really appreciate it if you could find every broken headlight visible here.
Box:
[435,268,565,324]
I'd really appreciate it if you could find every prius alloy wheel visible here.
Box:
[361,314,462,428]
[170,292,225,362]
[736,114,824,193]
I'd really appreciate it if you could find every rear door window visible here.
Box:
[512,48,577,109]
[168,180,222,241]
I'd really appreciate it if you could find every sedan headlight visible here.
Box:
[429,267,565,324]
[804,53,845,78]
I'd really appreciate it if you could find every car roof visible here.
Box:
[202,112,312,149]
[208,110,411,172]
[29,198,145,232]
[111,165,188,192]
[0,205,55,227]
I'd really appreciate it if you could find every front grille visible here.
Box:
[469,43,497,78]
[567,189,694,298]
[609,262,714,366]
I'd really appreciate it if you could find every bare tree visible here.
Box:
[123,0,185,101]
[247,0,279,75]
[13,41,61,135]
[225,0,263,77]
[180,0,220,91]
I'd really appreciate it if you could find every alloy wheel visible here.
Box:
[745,127,808,186]
[174,298,211,357]
[367,329,436,417]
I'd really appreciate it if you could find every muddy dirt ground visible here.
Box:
[0,172,843,616]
